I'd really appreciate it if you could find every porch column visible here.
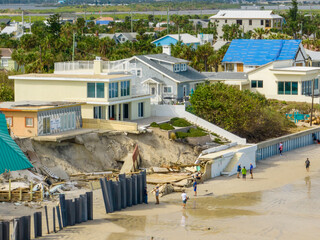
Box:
[120,104,124,121]
[106,105,109,120]
[115,104,119,120]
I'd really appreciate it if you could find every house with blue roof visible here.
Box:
[151,33,200,49]
[222,39,308,73]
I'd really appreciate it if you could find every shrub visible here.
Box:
[159,123,174,130]
[170,132,176,140]
[150,122,159,127]
[175,131,189,139]
[175,127,208,139]
[170,118,191,127]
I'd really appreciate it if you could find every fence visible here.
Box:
[0,192,93,240]
[256,127,320,161]
[54,61,94,73]
[82,118,138,132]
[100,172,147,213]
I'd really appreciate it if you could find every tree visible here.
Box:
[47,14,62,37]
[252,28,269,39]
[190,83,293,142]
[76,17,86,35]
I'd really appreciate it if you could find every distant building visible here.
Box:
[95,17,114,25]
[0,48,20,71]
[222,39,308,73]
[152,33,200,49]
[189,19,210,29]
[0,101,82,137]
[209,10,283,38]
[305,49,320,67]
[197,33,215,46]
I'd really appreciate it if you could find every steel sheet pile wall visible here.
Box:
[100,171,147,213]
[256,128,320,160]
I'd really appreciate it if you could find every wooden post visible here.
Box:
[8,179,11,201]
[19,188,22,201]
[30,182,33,201]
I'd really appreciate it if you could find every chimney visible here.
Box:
[94,56,102,74]
[163,45,171,56]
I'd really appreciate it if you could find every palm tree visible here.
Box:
[252,28,268,39]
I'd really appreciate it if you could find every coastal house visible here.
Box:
[151,33,200,49]
[0,48,19,71]
[126,53,207,104]
[95,17,114,25]
[209,10,283,38]
[305,49,320,67]
[222,39,308,73]
[9,59,152,121]
[0,101,82,137]
[189,19,210,29]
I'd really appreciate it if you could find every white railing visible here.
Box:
[102,60,130,73]
[54,61,94,73]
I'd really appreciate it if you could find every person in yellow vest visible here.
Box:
[241,166,247,181]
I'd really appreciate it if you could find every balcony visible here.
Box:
[54,61,94,74]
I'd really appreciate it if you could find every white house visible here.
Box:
[210,10,284,38]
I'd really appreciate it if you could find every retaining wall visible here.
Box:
[82,118,138,132]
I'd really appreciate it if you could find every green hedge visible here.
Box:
[175,127,208,139]
[150,122,159,127]
[159,123,175,130]
[170,118,191,127]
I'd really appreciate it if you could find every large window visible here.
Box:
[302,79,318,95]
[164,86,172,93]
[251,80,263,88]
[249,19,252,25]
[94,106,105,119]
[43,117,50,134]
[87,83,105,98]
[266,19,271,27]
[109,82,119,98]
[261,20,264,26]
[278,82,298,95]
[1,58,8,67]
[121,81,130,97]
[181,63,187,72]
[138,102,144,118]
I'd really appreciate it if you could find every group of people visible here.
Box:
[237,163,253,180]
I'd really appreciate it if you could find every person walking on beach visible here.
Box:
[305,158,310,172]
[193,179,197,196]
[242,166,247,180]
[237,164,241,178]
[153,186,160,204]
[279,142,283,156]
[250,163,253,179]
[181,190,189,209]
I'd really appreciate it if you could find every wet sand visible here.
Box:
[2,145,320,240]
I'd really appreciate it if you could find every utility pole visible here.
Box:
[167,7,169,35]
[131,12,133,33]
[72,32,75,62]
[310,78,315,126]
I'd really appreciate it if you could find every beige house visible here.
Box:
[9,60,152,121]
[0,48,19,71]
[210,10,283,38]
[247,60,320,103]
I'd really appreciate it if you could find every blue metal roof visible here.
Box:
[222,39,301,66]
[0,114,33,174]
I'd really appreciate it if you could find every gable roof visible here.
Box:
[133,54,206,83]
[145,53,189,64]
[0,114,33,174]
[152,33,200,45]
[203,72,248,80]
[210,10,283,19]
[0,48,13,57]
[222,39,302,66]
[305,49,320,61]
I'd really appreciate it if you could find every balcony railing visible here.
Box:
[102,60,130,73]
[54,61,94,73]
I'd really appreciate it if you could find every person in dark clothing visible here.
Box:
[305,158,310,172]
[144,187,148,204]
[237,164,241,178]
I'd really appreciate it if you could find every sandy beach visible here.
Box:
[2,144,320,240]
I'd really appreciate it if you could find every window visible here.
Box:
[261,20,264,26]
[151,87,156,95]
[87,83,105,98]
[164,86,172,93]
[258,81,263,88]
[109,82,119,98]
[174,64,180,72]
[302,79,318,95]
[181,63,187,72]
[266,19,271,27]
[137,69,142,77]
[5,116,12,127]
[43,117,50,134]
[251,80,257,88]
[94,106,105,119]
[25,117,34,127]
[278,82,298,95]
[138,102,144,118]
[121,81,130,97]
[249,19,252,25]
[1,58,8,67]
[236,20,242,25]
[226,63,234,71]
[225,20,227,23]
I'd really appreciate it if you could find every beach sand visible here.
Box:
[2,144,320,240]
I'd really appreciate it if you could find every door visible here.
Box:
[108,105,115,120]
[123,104,129,119]
[237,63,244,72]
[183,85,187,97]
[43,117,50,134]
